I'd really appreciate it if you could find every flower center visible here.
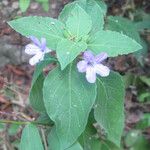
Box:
[87,61,95,67]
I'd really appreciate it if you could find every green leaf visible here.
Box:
[42,2,49,12]
[135,19,150,31]
[49,127,82,150]
[36,0,49,12]
[48,127,60,150]
[31,58,56,85]
[85,0,105,33]
[30,74,45,112]
[139,76,150,87]
[106,16,148,63]
[67,142,83,150]
[124,130,141,147]
[136,114,150,129]
[0,123,4,132]
[124,130,150,150]
[36,0,48,2]
[94,72,125,146]
[138,92,150,102]
[130,136,150,150]
[37,112,54,125]
[43,64,96,149]
[8,16,65,49]
[94,0,107,15]
[88,30,142,56]
[106,16,147,63]
[19,0,30,12]
[20,124,44,150]
[79,113,102,150]
[106,16,141,43]
[79,114,120,150]
[8,124,20,135]
[134,39,148,66]
[56,39,87,70]
[48,127,83,150]
[59,0,105,34]
[30,58,56,112]
[59,1,86,23]
[66,4,92,39]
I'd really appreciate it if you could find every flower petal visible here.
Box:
[95,52,108,63]
[29,36,41,47]
[41,38,46,50]
[25,44,41,55]
[77,60,88,73]
[29,52,44,66]
[83,51,95,62]
[45,47,52,53]
[86,66,96,83]
[95,64,110,77]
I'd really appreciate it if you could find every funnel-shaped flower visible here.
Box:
[77,51,110,83]
[25,36,51,65]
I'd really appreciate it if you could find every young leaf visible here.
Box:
[56,39,87,70]
[20,124,44,150]
[19,0,30,12]
[43,64,96,149]
[30,58,56,112]
[66,4,92,39]
[8,16,65,49]
[59,2,78,22]
[94,71,125,146]
[88,30,142,56]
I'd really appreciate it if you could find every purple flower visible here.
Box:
[77,51,110,83]
[25,36,51,65]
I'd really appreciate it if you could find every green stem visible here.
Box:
[0,120,29,125]
[0,120,50,126]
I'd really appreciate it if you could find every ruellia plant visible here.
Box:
[7,0,142,149]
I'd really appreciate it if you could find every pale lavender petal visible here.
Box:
[77,60,88,73]
[86,66,96,83]
[95,64,110,77]
[29,52,44,65]
[29,36,41,47]
[83,51,95,62]
[25,44,41,55]
[41,38,46,50]
[44,47,52,53]
[95,52,108,63]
